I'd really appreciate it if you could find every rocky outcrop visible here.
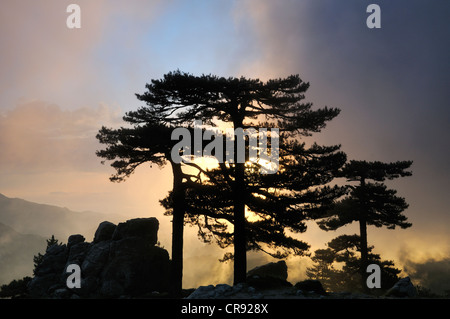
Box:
[247,260,288,281]
[294,279,327,296]
[385,276,417,298]
[28,218,170,298]
[246,260,292,289]
[188,260,293,299]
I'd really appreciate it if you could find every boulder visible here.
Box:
[186,284,216,299]
[112,218,159,246]
[247,261,288,281]
[385,277,417,298]
[100,238,169,297]
[35,244,67,277]
[246,260,291,289]
[93,221,116,243]
[294,280,327,296]
[28,274,61,298]
[28,243,68,297]
[81,240,111,277]
[67,234,85,248]
[247,275,292,290]
[67,242,91,265]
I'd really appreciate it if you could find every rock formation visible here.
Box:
[28,218,170,298]
[246,260,292,289]
[294,279,327,296]
[188,260,293,299]
[385,276,418,297]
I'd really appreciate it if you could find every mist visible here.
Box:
[401,253,450,295]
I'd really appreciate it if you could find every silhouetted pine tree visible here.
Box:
[135,70,343,284]
[307,235,401,292]
[317,160,412,290]
[33,235,60,276]
[98,70,345,287]
[152,72,346,283]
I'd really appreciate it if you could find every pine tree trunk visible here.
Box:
[359,177,369,292]
[233,115,247,285]
[359,216,369,290]
[233,161,247,285]
[170,162,185,298]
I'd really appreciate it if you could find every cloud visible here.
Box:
[402,256,450,295]
[0,1,104,106]
[0,100,122,173]
[0,0,167,109]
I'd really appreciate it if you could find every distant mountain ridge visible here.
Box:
[0,222,46,285]
[0,193,124,285]
[0,193,122,240]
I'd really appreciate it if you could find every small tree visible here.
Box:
[307,235,401,293]
[33,235,60,275]
[0,235,61,299]
[317,160,413,289]
[305,248,337,290]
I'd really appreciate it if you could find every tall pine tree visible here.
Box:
[99,70,345,287]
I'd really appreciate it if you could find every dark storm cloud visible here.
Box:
[234,0,450,267]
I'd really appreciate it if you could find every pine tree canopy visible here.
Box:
[317,160,413,231]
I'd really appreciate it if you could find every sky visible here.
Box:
[0,0,449,291]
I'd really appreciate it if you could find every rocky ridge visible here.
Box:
[28,218,170,298]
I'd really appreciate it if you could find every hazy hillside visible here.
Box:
[0,193,122,240]
[0,222,46,285]
[0,193,124,285]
